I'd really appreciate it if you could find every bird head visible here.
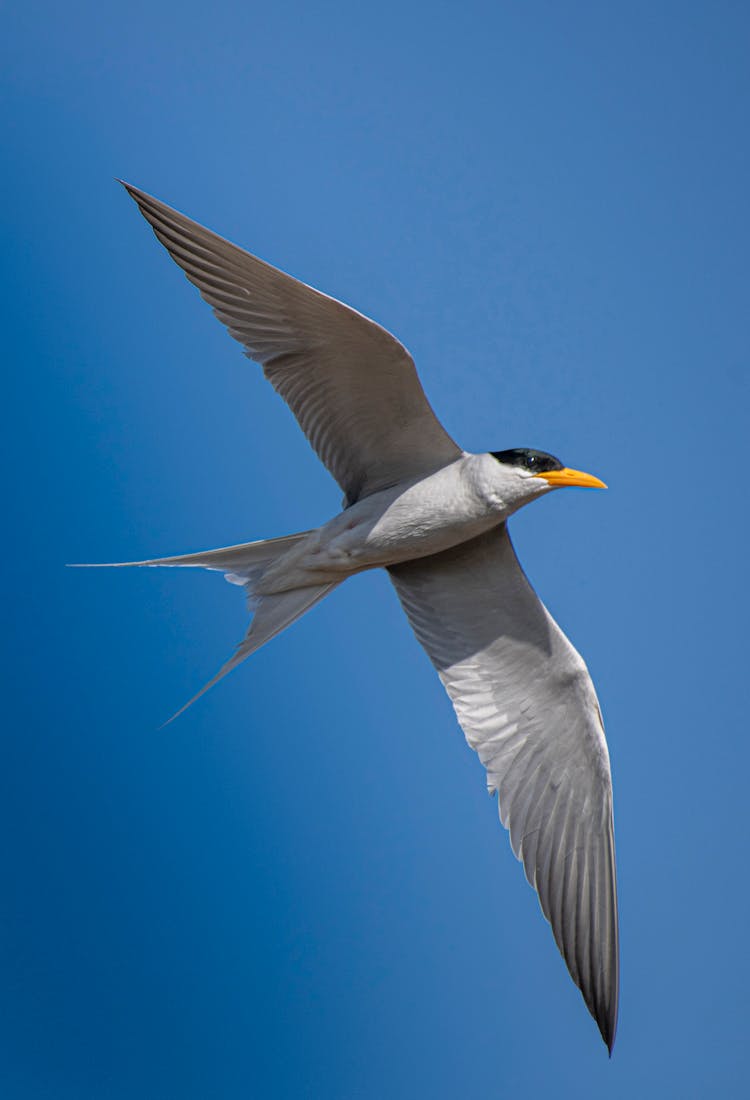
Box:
[490,448,607,496]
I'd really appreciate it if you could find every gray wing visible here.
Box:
[389,525,619,1051]
[122,183,462,503]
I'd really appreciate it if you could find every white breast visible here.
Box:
[312,455,512,573]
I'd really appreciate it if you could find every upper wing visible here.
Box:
[122,183,462,503]
[389,525,619,1051]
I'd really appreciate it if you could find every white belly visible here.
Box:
[304,458,501,576]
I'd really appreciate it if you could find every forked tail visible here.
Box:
[71,530,339,721]
[166,579,337,723]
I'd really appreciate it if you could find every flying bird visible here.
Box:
[91,182,619,1051]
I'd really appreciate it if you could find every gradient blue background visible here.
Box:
[3,2,749,1096]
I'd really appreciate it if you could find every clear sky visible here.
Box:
[3,2,749,1096]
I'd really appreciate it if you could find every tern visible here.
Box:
[90,183,619,1051]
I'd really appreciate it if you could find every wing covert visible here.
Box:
[389,524,619,1050]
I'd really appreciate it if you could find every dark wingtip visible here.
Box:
[601,1014,617,1056]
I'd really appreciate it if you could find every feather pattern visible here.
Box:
[389,524,619,1050]
[122,183,461,503]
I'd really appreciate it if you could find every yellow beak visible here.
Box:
[534,467,607,489]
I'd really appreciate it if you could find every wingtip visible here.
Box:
[116,177,138,196]
[118,179,152,205]
[600,1014,617,1056]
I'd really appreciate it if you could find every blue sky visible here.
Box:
[3,2,749,1096]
